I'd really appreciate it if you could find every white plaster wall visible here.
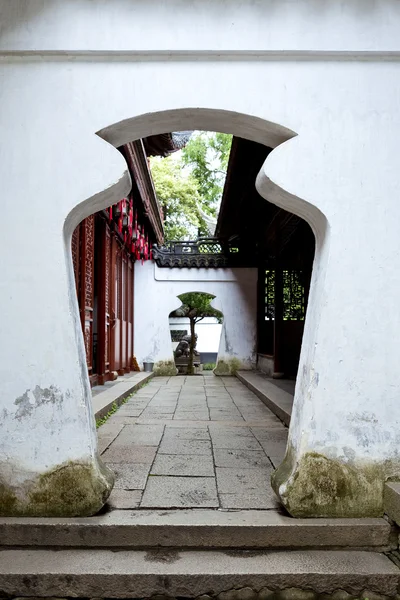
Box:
[134,263,257,369]
[1,0,400,510]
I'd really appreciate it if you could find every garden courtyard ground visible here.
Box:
[98,373,288,511]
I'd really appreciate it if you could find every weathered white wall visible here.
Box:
[1,0,400,515]
[134,263,257,371]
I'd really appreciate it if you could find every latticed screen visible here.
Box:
[265,270,305,321]
[170,330,188,342]
[265,270,275,320]
[198,241,222,254]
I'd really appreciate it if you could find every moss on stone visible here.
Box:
[214,358,242,376]
[0,482,18,514]
[272,445,387,518]
[214,360,230,375]
[154,360,177,376]
[0,457,114,517]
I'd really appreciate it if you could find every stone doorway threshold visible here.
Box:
[0,374,395,597]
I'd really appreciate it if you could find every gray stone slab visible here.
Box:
[142,405,176,413]
[258,439,288,457]
[107,463,150,489]
[174,413,210,421]
[141,476,218,508]
[158,438,212,455]
[216,466,273,493]
[112,408,143,417]
[151,454,215,477]
[104,416,139,425]
[147,401,177,407]
[114,424,164,446]
[214,448,271,469]
[269,456,283,468]
[97,421,125,436]
[208,425,253,436]
[236,371,293,426]
[219,493,278,510]
[164,420,210,429]
[97,423,125,453]
[101,445,157,464]
[208,411,244,421]
[207,400,235,407]
[0,549,398,598]
[252,428,289,442]
[210,434,261,451]
[106,489,142,509]
[139,412,174,420]
[162,427,210,441]
[92,372,155,420]
[216,468,276,509]
[0,512,391,550]
[384,482,400,525]
[97,436,116,454]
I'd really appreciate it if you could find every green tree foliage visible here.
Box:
[150,132,232,242]
[175,292,223,375]
[181,132,232,214]
[150,156,202,241]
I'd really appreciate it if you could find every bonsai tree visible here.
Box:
[174,292,223,375]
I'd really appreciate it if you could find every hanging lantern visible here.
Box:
[114,201,122,218]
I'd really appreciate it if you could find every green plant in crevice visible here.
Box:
[203,362,216,371]
[95,380,150,428]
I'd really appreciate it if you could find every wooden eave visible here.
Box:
[122,140,164,245]
[215,136,314,268]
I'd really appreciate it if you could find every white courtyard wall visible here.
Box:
[1,0,400,515]
[134,263,257,371]
[169,318,222,355]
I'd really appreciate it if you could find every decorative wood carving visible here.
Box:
[152,237,249,268]
[79,215,95,373]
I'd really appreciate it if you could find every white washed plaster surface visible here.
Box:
[0,0,399,505]
[135,263,257,369]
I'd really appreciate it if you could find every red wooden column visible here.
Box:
[127,260,134,370]
[104,223,112,380]
[131,261,135,362]
[109,233,120,377]
[121,253,128,374]
[79,215,96,384]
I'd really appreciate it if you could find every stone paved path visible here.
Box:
[98,374,288,510]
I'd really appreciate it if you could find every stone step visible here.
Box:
[385,482,400,526]
[0,509,391,550]
[92,371,154,420]
[236,371,293,426]
[0,548,397,598]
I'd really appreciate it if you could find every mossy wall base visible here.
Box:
[0,455,114,517]
[214,358,242,376]
[153,360,177,376]
[271,446,399,518]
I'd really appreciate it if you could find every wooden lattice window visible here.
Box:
[265,269,305,321]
